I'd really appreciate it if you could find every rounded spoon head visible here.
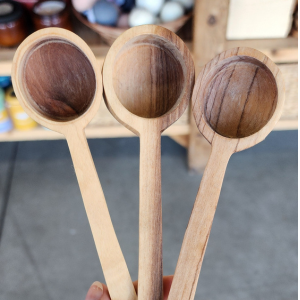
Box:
[103,25,194,134]
[12,28,102,133]
[192,47,285,152]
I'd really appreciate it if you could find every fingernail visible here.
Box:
[86,282,103,300]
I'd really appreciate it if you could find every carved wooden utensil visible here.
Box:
[103,25,194,300]
[168,47,285,300]
[11,28,136,300]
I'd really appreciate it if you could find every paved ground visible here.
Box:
[0,130,297,300]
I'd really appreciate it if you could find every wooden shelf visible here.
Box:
[1,14,296,75]
[1,117,295,143]
[226,36,298,64]
[0,123,190,142]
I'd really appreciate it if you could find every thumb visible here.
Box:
[85,282,104,300]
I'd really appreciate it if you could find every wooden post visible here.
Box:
[188,0,230,172]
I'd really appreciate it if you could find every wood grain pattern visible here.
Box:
[139,126,162,300]
[203,56,278,138]
[103,25,195,300]
[169,47,285,300]
[11,28,137,300]
[24,39,96,121]
[113,35,184,118]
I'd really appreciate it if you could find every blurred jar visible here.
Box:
[14,0,39,10]
[0,76,11,89]
[0,0,28,47]
[5,87,37,130]
[32,0,72,30]
[0,87,12,133]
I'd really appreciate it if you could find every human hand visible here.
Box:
[85,275,173,300]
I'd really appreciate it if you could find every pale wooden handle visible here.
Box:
[66,129,137,300]
[138,129,163,300]
[168,137,235,300]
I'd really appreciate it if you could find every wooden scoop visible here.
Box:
[168,47,285,300]
[103,25,194,300]
[11,28,136,300]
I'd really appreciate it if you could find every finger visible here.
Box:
[100,284,111,300]
[133,280,138,292]
[85,282,104,300]
[163,275,173,299]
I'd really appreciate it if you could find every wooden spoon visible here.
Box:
[11,28,137,300]
[168,47,285,300]
[103,25,194,300]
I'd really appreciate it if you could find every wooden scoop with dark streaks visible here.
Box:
[168,47,285,300]
[103,25,195,300]
[12,28,136,300]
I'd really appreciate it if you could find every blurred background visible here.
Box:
[0,0,298,299]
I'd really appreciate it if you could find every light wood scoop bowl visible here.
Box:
[103,25,195,300]
[168,47,285,300]
[11,28,136,300]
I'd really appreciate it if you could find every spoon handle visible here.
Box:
[138,129,163,300]
[168,136,237,300]
[66,128,137,300]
